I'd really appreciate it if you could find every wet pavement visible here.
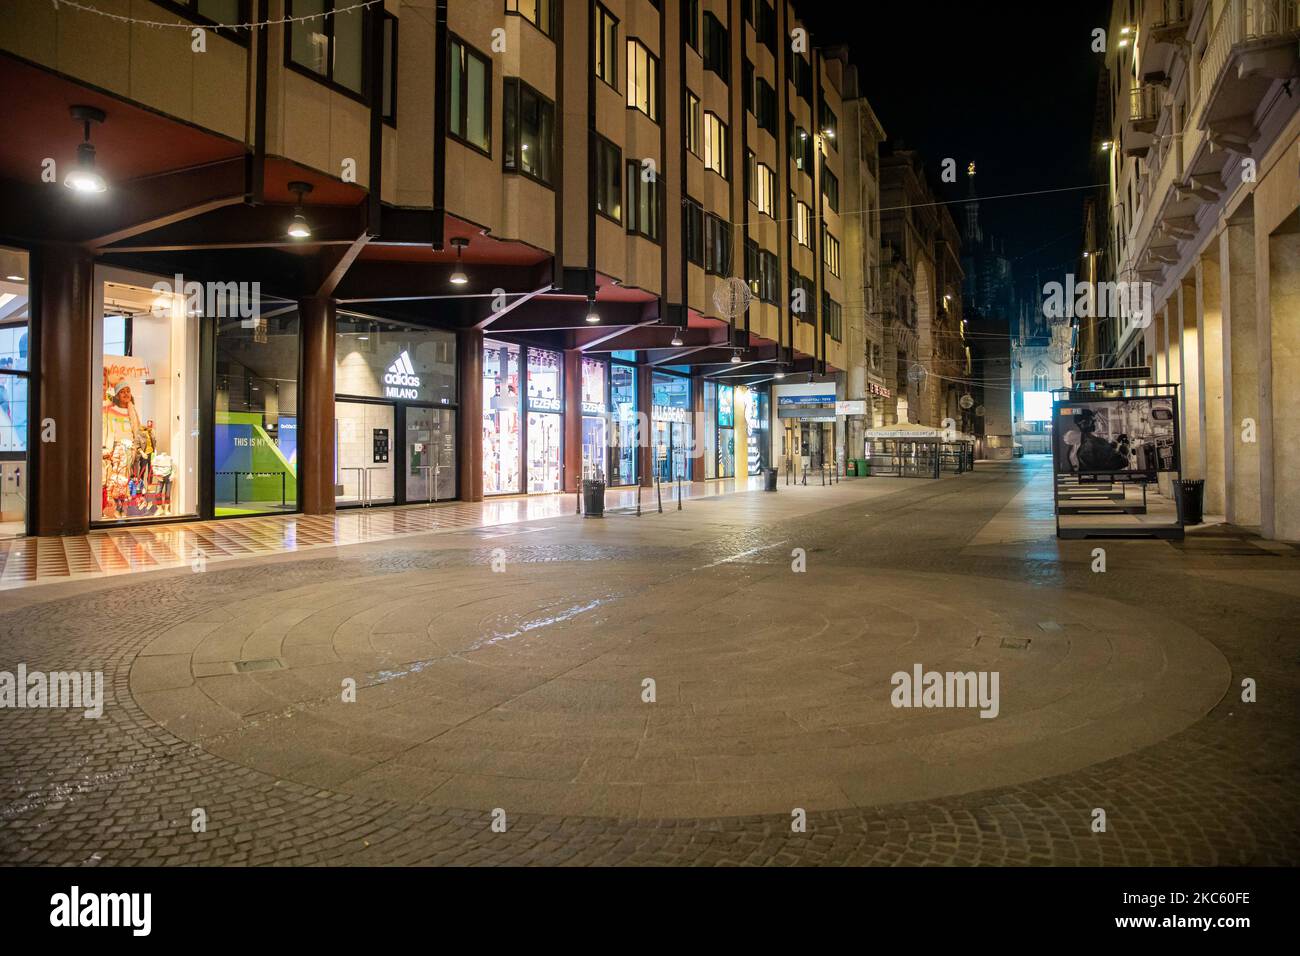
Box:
[1,459,1297,865]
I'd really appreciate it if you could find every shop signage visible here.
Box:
[530,396,562,412]
[383,351,421,400]
[836,401,867,416]
[777,393,836,406]
[867,382,892,398]
[582,401,606,415]
[653,404,691,424]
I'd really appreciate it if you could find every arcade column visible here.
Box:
[35,244,94,536]
[299,296,337,515]
[637,364,653,488]
[457,328,484,502]
[563,348,582,492]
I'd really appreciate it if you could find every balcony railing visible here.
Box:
[1150,0,1190,31]
[1127,84,1163,128]
[1198,0,1300,118]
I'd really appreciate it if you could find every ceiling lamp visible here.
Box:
[730,350,743,364]
[4,275,24,282]
[287,181,313,239]
[773,367,786,379]
[585,296,600,323]
[65,106,108,194]
[449,237,469,285]
[671,329,683,347]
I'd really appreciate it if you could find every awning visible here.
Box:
[864,422,975,442]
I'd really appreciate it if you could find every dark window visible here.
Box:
[595,4,619,87]
[705,213,732,276]
[160,1,249,44]
[789,50,812,103]
[745,238,761,296]
[822,162,839,212]
[761,250,779,303]
[506,0,554,37]
[755,1,777,53]
[381,12,398,124]
[448,36,491,153]
[683,0,700,50]
[755,77,777,135]
[626,160,661,241]
[686,90,702,155]
[504,78,555,185]
[703,12,729,83]
[595,136,622,222]
[685,198,705,265]
[288,0,366,96]
[823,294,842,341]
[790,270,814,322]
[792,122,813,173]
[743,59,754,115]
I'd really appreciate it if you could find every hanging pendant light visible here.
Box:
[65,106,108,194]
[670,329,683,347]
[287,181,313,238]
[449,237,470,285]
[585,295,600,323]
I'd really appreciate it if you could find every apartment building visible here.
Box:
[0,0,889,537]
[1085,0,1300,538]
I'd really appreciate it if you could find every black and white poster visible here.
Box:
[1052,395,1178,479]
[373,428,390,463]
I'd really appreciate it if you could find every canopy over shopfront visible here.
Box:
[864,422,975,478]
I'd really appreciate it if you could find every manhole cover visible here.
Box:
[1037,621,1063,632]
[235,658,282,672]
[1000,638,1031,650]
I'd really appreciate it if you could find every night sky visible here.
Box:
[804,0,1110,304]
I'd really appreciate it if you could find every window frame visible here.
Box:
[684,197,705,265]
[446,34,493,156]
[626,38,660,122]
[703,11,729,83]
[823,229,841,277]
[503,76,556,187]
[683,0,700,51]
[595,3,619,89]
[284,0,370,103]
[704,213,732,277]
[753,161,775,218]
[594,134,623,224]
[156,0,251,47]
[505,0,555,38]
[822,161,839,212]
[703,111,729,180]
[625,159,662,242]
[686,90,702,156]
[381,11,398,126]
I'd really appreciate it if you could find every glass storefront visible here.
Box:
[0,247,29,538]
[482,340,521,494]
[580,356,607,481]
[215,309,299,516]
[526,347,563,493]
[746,387,770,475]
[610,362,637,486]
[335,317,458,507]
[652,370,692,482]
[92,270,200,522]
[716,383,736,478]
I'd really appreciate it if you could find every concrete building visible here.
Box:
[1080,0,1300,537]
[0,0,886,537]
[878,146,966,430]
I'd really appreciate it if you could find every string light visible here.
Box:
[48,0,381,31]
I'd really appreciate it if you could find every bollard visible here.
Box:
[656,465,663,514]
[636,481,642,516]
[576,484,582,517]
[677,470,683,510]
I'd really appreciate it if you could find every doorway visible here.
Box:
[404,405,457,503]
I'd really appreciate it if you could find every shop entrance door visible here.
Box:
[405,405,457,503]
[335,400,396,507]
[0,371,26,538]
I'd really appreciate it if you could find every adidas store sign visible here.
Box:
[383,351,422,399]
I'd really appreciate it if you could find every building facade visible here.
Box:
[1080,0,1300,536]
[0,0,896,537]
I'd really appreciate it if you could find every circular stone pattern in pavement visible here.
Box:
[129,562,1230,820]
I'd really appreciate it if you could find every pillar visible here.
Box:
[1260,214,1300,540]
[299,297,337,515]
[734,385,750,481]
[563,348,582,492]
[636,364,653,488]
[457,328,484,502]
[1151,309,1166,385]
[1196,254,1225,515]
[1178,278,1202,479]
[34,244,94,536]
[1220,215,1260,526]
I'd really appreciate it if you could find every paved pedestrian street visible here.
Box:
[1,460,1296,866]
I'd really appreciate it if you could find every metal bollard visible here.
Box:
[576,484,582,517]
[677,470,682,510]
[636,481,642,516]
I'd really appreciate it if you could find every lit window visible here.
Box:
[595,4,618,86]
[504,78,555,185]
[704,112,728,179]
[626,40,659,121]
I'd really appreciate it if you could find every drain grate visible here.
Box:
[235,658,282,672]
[1000,637,1031,650]
[1037,621,1063,632]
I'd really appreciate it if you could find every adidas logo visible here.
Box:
[383,350,421,397]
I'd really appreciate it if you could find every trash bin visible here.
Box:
[854,458,869,477]
[763,467,779,492]
[846,460,857,477]
[582,478,605,517]
[1175,478,1205,525]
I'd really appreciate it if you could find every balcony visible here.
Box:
[1196,0,1300,130]
[1127,85,1164,135]
[1142,0,1192,82]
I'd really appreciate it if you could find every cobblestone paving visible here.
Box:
[1,461,1297,865]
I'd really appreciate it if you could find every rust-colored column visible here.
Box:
[691,373,705,482]
[457,328,483,501]
[637,364,654,487]
[563,348,582,492]
[35,244,94,536]
[299,296,336,515]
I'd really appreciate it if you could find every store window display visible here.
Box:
[610,363,637,486]
[92,275,199,522]
[483,340,521,495]
[527,348,563,492]
[717,383,736,478]
[652,371,692,483]
[580,356,607,481]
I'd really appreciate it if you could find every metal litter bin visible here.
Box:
[763,468,778,492]
[1175,478,1205,525]
[582,478,605,517]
